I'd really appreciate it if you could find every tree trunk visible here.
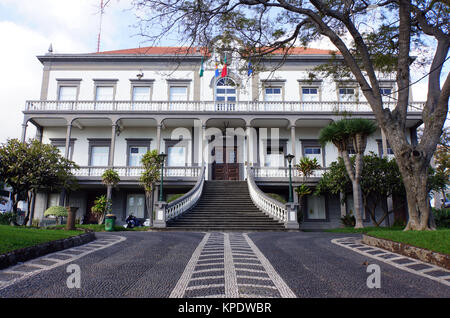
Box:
[401,167,433,231]
[145,190,153,227]
[341,150,364,229]
[22,191,33,226]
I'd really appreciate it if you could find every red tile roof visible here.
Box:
[95,46,338,56]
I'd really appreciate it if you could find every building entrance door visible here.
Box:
[213,146,239,180]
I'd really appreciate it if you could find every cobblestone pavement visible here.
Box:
[0,231,448,298]
[170,232,295,298]
[332,237,450,287]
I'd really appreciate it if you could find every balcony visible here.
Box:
[25,100,425,113]
[253,167,327,182]
[73,166,202,181]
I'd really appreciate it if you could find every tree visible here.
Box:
[140,150,162,227]
[100,169,120,224]
[294,157,321,219]
[317,153,445,227]
[0,139,79,226]
[434,127,450,207]
[129,0,449,230]
[319,118,376,228]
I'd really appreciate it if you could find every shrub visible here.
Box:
[341,215,356,227]
[167,193,185,203]
[32,219,40,227]
[0,212,17,225]
[432,208,450,228]
[44,206,68,217]
[267,193,287,204]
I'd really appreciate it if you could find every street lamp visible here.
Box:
[285,154,295,203]
[158,152,167,201]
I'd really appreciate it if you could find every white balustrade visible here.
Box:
[72,166,201,178]
[25,100,425,113]
[164,166,205,221]
[247,167,288,223]
[253,167,327,179]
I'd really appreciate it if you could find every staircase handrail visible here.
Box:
[164,165,206,221]
[247,166,288,222]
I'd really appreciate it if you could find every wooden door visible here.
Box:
[85,192,102,224]
[213,146,239,180]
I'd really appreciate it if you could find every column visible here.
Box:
[156,124,162,153]
[21,122,28,143]
[290,124,296,161]
[60,122,73,206]
[201,125,206,167]
[109,123,117,167]
[64,123,72,159]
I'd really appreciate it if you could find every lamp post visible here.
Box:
[158,153,167,201]
[285,154,295,203]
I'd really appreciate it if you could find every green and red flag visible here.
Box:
[221,54,228,78]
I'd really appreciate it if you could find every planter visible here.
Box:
[0,231,95,270]
[362,234,450,270]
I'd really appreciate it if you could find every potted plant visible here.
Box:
[91,195,112,225]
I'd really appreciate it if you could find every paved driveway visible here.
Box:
[0,231,448,298]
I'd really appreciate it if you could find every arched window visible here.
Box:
[215,77,237,111]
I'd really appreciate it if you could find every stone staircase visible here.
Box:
[166,180,286,231]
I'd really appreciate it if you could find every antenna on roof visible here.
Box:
[48,43,53,54]
[96,0,105,53]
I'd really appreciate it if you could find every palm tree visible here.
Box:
[140,150,162,227]
[100,169,120,224]
[319,118,376,228]
[294,157,321,219]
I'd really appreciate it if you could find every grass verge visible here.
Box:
[326,226,449,255]
[366,228,450,255]
[0,225,82,254]
[48,224,150,232]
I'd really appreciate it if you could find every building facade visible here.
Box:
[21,46,423,229]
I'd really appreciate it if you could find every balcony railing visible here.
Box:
[253,167,327,180]
[73,166,201,178]
[25,100,425,113]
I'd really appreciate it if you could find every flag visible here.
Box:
[215,62,220,77]
[199,56,204,77]
[247,60,253,76]
[221,54,228,78]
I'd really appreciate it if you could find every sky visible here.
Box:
[0,0,445,144]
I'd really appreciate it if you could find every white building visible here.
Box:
[21,46,423,229]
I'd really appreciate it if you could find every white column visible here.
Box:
[201,124,206,167]
[64,123,72,159]
[156,124,162,153]
[21,122,28,143]
[290,124,296,162]
[109,124,117,166]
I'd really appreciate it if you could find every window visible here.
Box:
[216,77,237,111]
[95,86,114,101]
[128,147,147,166]
[339,87,356,102]
[264,140,287,167]
[89,139,111,167]
[380,87,393,102]
[48,193,60,208]
[377,139,395,157]
[302,87,319,102]
[132,86,151,101]
[264,87,282,102]
[58,86,77,101]
[167,146,186,166]
[306,195,327,220]
[127,194,145,219]
[169,86,188,101]
[50,139,75,160]
[302,140,324,166]
[90,146,109,166]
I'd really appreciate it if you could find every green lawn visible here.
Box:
[324,226,403,234]
[366,229,450,255]
[48,224,150,232]
[326,226,450,255]
[0,225,82,254]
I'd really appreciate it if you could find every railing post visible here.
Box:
[285,202,299,229]
[154,201,167,228]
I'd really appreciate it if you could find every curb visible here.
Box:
[0,231,96,270]
[362,234,450,270]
